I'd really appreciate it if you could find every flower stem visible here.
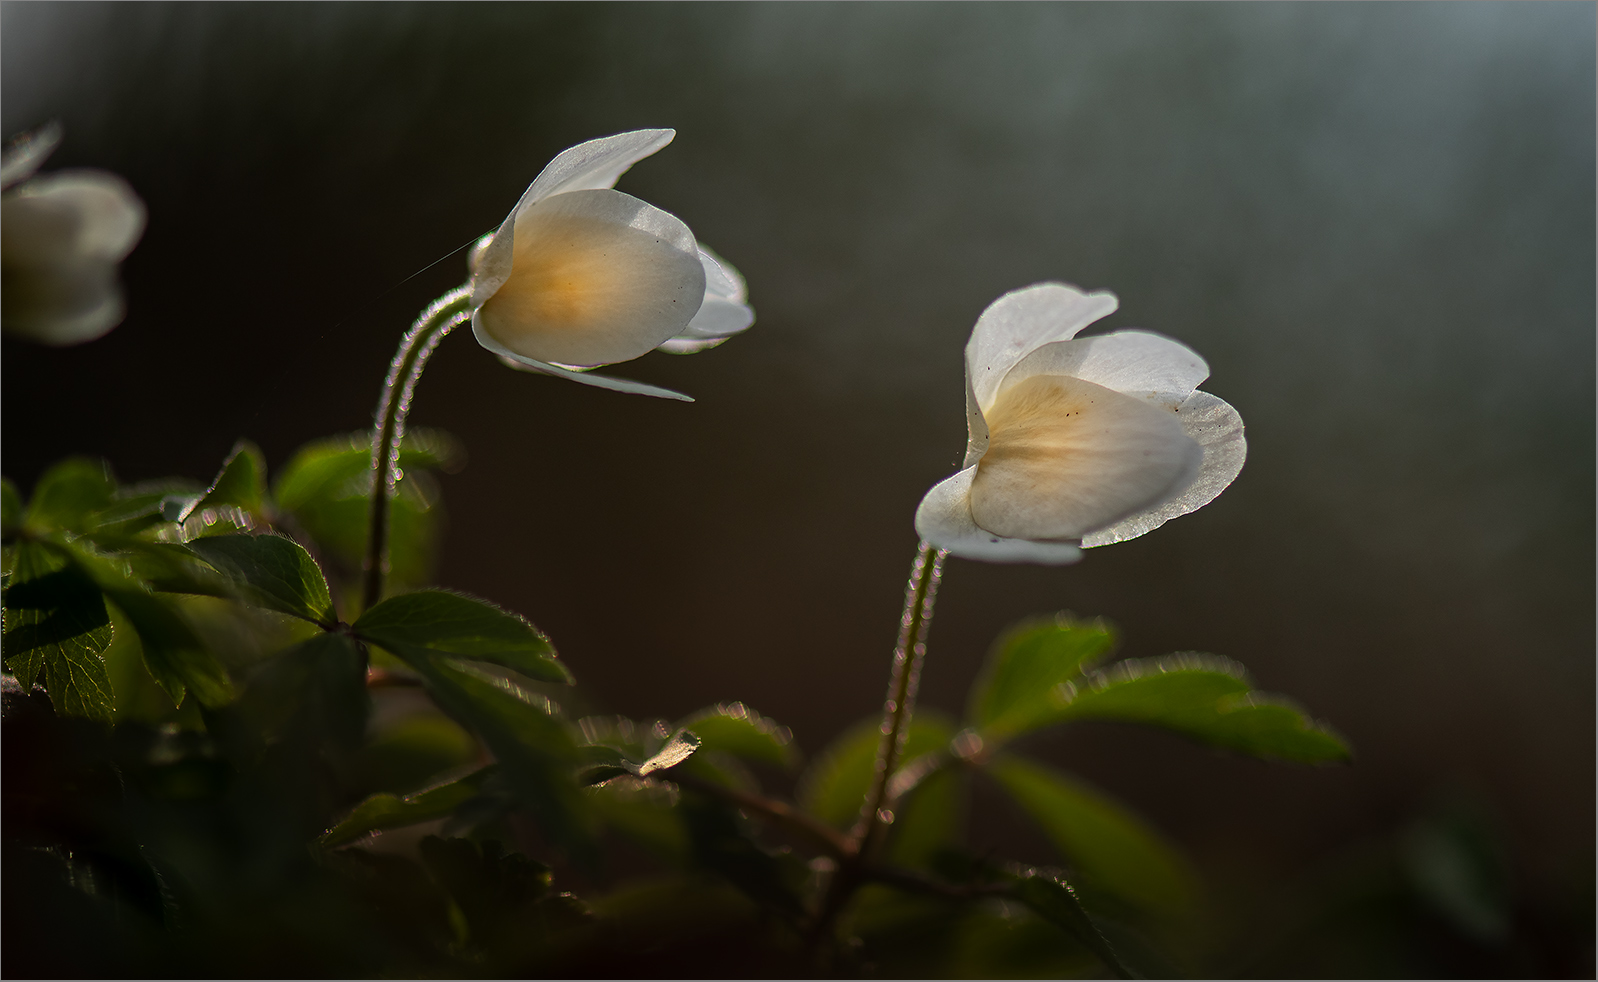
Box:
[361,285,473,613]
[853,539,947,855]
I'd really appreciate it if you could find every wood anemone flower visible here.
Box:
[468,129,753,402]
[915,282,1246,564]
[1,123,146,346]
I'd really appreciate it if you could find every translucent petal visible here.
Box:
[678,297,755,340]
[965,282,1118,416]
[1082,391,1246,547]
[486,347,694,402]
[969,374,1202,541]
[915,467,1084,565]
[697,244,747,303]
[522,129,675,207]
[474,189,705,368]
[656,336,728,355]
[0,121,61,190]
[1004,330,1209,408]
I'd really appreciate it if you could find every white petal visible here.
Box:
[469,129,676,309]
[1003,330,1210,408]
[486,347,694,402]
[965,282,1118,416]
[656,336,728,355]
[474,188,705,368]
[3,171,145,263]
[678,297,755,340]
[1081,391,1246,547]
[914,467,1084,565]
[0,121,61,190]
[697,244,747,303]
[969,374,1202,540]
[522,129,675,206]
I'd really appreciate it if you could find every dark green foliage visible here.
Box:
[354,589,569,683]
[186,440,268,520]
[1006,870,1135,979]
[187,534,337,625]
[323,767,497,848]
[23,457,116,533]
[2,542,115,720]
[677,701,797,769]
[799,712,957,828]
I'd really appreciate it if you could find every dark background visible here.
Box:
[4,2,1593,971]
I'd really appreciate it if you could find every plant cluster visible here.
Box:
[2,128,1348,978]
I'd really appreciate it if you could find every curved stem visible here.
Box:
[361,285,473,613]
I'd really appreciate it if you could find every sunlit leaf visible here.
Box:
[987,755,1197,915]
[1052,655,1351,763]
[182,440,268,521]
[676,702,796,769]
[798,712,957,829]
[1004,869,1133,980]
[354,590,569,684]
[1,541,114,721]
[968,613,1116,741]
[323,766,497,848]
[187,533,336,625]
[24,457,116,533]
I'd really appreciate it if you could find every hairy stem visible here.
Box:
[361,285,473,613]
[854,539,947,855]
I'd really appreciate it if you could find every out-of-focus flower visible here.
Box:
[1,123,146,345]
[468,129,754,401]
[915,282,1246,564]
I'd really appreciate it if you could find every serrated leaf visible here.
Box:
[988,755,1197,915]
[323,766,496,848]
[86,479,205,537]
[676,702,796,769]
[186,533,336,625]
[2,478,23,537]
[1052,655,1351,763]
[798,712,957,829]
[968,614,1116,742]
[182,440,267,521]
[1005,870,1134,980]
[24,457,116,533]
[1,542,114,721]
[105,591,234,708]
[354,590,568,684]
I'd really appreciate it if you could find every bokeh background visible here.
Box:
[4,2,1592,974]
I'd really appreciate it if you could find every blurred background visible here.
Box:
[3,2,1592,975]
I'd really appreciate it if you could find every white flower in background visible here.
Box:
[468,129,754,402]
[1,123,146,345]
[915,282,1246,564]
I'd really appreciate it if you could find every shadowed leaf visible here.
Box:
[323,766,497,848]
[676,702,796,769]
[355,590,568,684]
[1,542,113,721]
[24,457,116,533]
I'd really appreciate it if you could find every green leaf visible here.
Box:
[186,533,336,624]
[676,702,796,769]
[0,542,114,721]
[323,766,496,848]
[987,755,1197,915]
[405,657,588,852]
[1005,870,1134,980]
[184,440,267,520]
[104,590,234,708]
[273,429,461,593]
[234,631,367,750]
[354,590,569,684]
[798,712,957,829]
[886,765,963,870]
[24,457,116,533]
[1052,655,1351,763]
[2,478,23,538]
[968,613,1116,741]
[85,479,204,537]
[418,836,558,951]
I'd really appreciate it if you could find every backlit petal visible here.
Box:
[1081,391,1245,547]
[484,346,694,402]
[965,282,1118,416]
[969,374,1202,540]
[522,129,675,206]
[915,467,1084,564]
[1003,330,1209,408]
[475,188,705,368]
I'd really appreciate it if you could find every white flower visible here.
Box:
[1,123,146,346]
[914,282,1246,564]
[467,129,753,402]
